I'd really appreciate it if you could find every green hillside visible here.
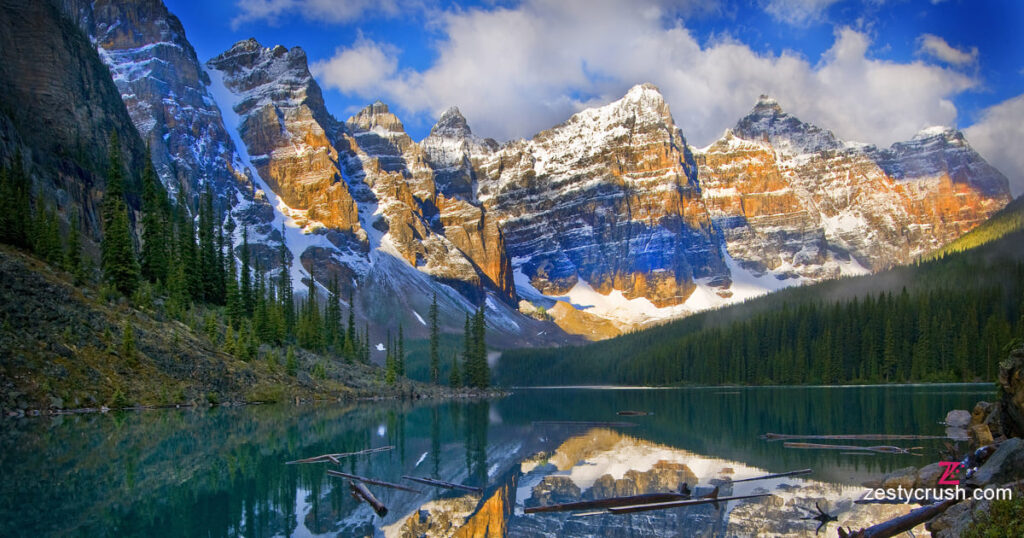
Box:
[497,198,1024,387]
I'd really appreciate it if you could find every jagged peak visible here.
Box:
[749,94,784,117]
[912,125,959,140]
[429,106,472,138]
[347,100,405,133]
[620,83,666,105]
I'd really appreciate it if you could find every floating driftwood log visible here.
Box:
[616,410,652,416]
[838,498,959,538]
[525,491,699,514]
[783,442,922,455]
[731,469,812,483]
[402,475,483,493]
[285,446,394,465]
[349,481,388,517]
[532,421,637,428]
[606,493,772,514]
[763,433,948,441]
[326,470,422,493]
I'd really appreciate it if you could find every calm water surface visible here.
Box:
[0,384,993,537]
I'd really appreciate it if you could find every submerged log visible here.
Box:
[763,433,948,441]
[532,421,637,428]
[326,470,422,493]
[285,446,394,465]
[350,481,388,517]
[606,493,772,514]
[616,410,652,416]
[838,498,958,538]
[402,475,483,493]
[731,469,812,483]
[526,492,690,514]
[783,442,921,455]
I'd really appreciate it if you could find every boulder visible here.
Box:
[880,467,919,490]
[997,347,1024,438]
[967,437,1024,487]
[970,424,994,447]
[945,409,971,428]
[971,401,992,425]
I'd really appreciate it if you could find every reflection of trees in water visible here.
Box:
[495,386,991,482]
[464,401,490,487]
[431,406,441,478]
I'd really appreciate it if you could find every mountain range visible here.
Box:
[6,0,1014,351]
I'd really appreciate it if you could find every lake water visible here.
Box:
[0,384,994,537]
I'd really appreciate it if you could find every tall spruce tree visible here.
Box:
[462,313,474,387]
[429,292,440,383]
[278,226,295,337]
[471,305,489,388]
[139,149,168,284]
[101,132,139,295]
[240,226,253,316]
[0,153,32,249]
[449,353,461,388]
[397,323,405,377]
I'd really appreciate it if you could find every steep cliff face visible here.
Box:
[207,40,517,304]
[0,0,148,243]
[699,96,1012,281]
[476,84,728,309]
[206,39,359,235]
[60,0,270,225]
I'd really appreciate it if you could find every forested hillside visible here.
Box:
[497,200,1024,387]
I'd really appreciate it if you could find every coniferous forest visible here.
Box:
[497,215,1024,387]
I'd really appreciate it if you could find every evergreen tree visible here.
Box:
[397,323,405,377]
[278,227,295,337]
[429,292,440,383]
[462,313,474,387]
[471,305,489,388]
[384,330,397,384]
[325,277,342,352]
[101,132,139,296]
[64,209,83,283]
[240,226,253,316]
[449,353,461,388]
[0,153,32,249]
[285,346,298,377]
[197,188,218,302]
[139,150,168,284]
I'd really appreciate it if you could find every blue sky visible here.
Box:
[167,0,1024,191]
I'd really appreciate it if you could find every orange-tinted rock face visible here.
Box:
[698,97,1011,279]
[208,40,361,234]
[477,84,728,308]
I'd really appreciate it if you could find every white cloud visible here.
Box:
[965,93,1024,196]
[231,0,417,28]
[311,37,399,95]
[314,0,977,149]
[762,0,841,26]
[917,33,978,67]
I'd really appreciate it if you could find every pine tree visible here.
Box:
[344,289,357,363]
[101,132,140,296]
[384,330,397,384]
[140,150,168,284]
[472,305,489,388]
[397,323,405,377]
[240,226,253,316]
[429,292,440,383]
[278,227,294,337]
[449,353,461,388]
[0,153,32,249]
[197,188,218,302]
[462,313,474,387]
[285,346,298,377]
[64,209,83,283]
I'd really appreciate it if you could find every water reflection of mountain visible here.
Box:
[0,385,990,537]
[497,385,993,483]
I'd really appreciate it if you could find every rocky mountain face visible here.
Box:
[699,95,1012,281]
[474,84,727,309]
[206,39,517,306]
[0,0,149,244]
[59,0,270,223]
[44,0,1013,344]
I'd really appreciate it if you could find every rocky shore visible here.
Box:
[859,346,1024,536]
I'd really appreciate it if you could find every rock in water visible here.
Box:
[998,347,1024,438]
[945,409,972,428]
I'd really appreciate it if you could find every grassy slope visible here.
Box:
[0,246,455,414]
[496,195,1024,386]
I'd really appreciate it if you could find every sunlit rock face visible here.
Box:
[699,95,1012,280]
[207,39,360,234]
[476,84,728,308]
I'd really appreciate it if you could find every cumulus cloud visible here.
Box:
[311,37,399,95]
[313,0,976,149]
[965,93,1024,196]
[232,0,417,28]
[917,34,978,67]
[762,0,841,26]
